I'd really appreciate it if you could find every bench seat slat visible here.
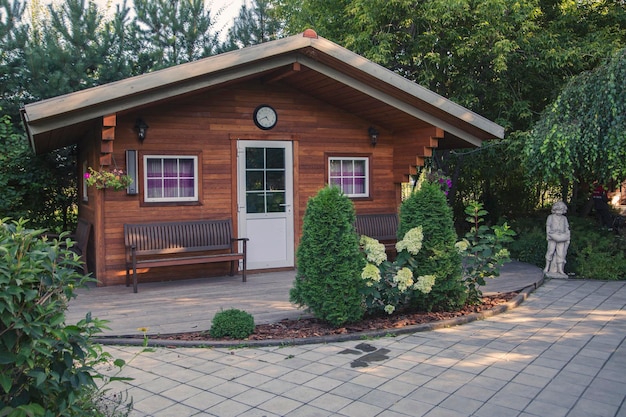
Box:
[134,253,245,268]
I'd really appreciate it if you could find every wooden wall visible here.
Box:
[82,80,433,286]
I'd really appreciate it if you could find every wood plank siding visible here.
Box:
[79,80,431,286]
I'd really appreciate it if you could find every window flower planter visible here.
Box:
[84,167,133,191]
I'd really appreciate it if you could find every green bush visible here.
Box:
[456,202,516,304]
[0,218,123,417]
[209,308,255,339]
[290,186,365,327]
[567,217,626,280]
[508,226,547,268]
[399,181,466,311]
[510,213,626,279]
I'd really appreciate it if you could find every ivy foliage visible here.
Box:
[525,48,626,187]
[290,186,365,327]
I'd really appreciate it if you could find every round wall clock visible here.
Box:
[253,105,278,130]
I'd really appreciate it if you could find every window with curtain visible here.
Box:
[143,155,198,202]
[328,157,369,197]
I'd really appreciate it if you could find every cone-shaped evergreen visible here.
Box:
[290,186,365,326]
[399,181,467,311]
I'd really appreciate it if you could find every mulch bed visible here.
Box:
[146,292,518,342]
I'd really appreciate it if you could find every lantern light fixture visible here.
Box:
[368,126,379,147]
[134,118,149,142]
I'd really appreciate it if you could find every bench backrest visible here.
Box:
[124,219,234,256]
[355,213,398,241]
[74,219,91,254]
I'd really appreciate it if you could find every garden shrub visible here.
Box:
[508,225,547,268]
[398,180,466,311]
[0,218,126,417]
[455,202,516,304]
[360,227,436,315]
[209,308,255,339]
[567,217,626,280]
[290,186,365,327]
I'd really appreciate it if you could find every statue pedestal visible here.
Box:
[545,271,568,280]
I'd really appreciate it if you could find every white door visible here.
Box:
[237,141,294,269]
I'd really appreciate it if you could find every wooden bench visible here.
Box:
[355,213,399,254]
[124,219,248,293]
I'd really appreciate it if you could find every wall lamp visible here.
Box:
[368,126,379,147]
[134,118,149,142]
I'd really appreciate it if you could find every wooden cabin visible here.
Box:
[21,30,504,287]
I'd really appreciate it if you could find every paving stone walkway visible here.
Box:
[95,278,626,417]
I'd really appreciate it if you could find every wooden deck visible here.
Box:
[66,262,544,337]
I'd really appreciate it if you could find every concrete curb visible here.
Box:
[93,277,543,348]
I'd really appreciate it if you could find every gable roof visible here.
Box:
[21,30,504,155]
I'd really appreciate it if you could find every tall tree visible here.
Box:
[273,0,626,132]
[273,0,626,216]
[132,0,219,70]
[219,0,283,52]
[524,48,626,199]
[0,0,28,117]
[0,110,76,230]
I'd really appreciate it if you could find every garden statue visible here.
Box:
[544,201,570,278]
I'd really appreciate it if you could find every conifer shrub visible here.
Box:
[290,186,365,327]
[398,181,467,311]
[209,308,255,339]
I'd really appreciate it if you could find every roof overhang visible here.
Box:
[22,31,504,155]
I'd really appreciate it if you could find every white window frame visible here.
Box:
[143,155,199,203]
[328,156,370,198]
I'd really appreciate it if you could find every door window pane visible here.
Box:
[266,148,284,169]
[245,147,286,213]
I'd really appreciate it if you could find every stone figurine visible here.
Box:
[544,201,570,278]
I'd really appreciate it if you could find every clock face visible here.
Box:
[253,105,277,130]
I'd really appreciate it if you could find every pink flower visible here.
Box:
[84,172,90,179]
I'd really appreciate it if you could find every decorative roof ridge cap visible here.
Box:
[303,29,318,39]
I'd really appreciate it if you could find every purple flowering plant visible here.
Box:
[424,169,452,195]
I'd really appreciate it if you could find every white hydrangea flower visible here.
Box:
[393,267,414,292]
[454,239,470,252]
[360,235,387,265]
[413,275,436,294]
[396,227,424,255]
[361,263,382,283]
[384,305,395,315]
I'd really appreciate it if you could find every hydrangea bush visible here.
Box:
[360,227,436,315]
[399,179,467,312]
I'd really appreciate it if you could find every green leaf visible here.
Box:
[0,372,12,394]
